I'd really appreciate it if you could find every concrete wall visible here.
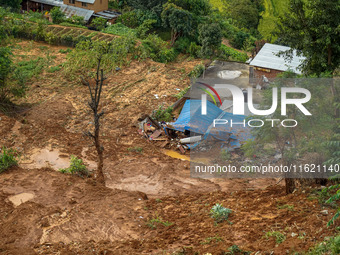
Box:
[63,0,108,13]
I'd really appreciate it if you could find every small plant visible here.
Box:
[146,214,173,229]
[220,149,231,161]
[265,231,286,244]
[210,203,232,223]
[151,105,173,122]
[306,235,340,255]
[59,48,72,54]
[200,235,223,245]
[174,86,191,99]
[277,204,295,211]
[48,66,61,73]
[188,63,204,79]
[127,146,143,153]
[223,245,251,255]
[59,155,89,178]
[0,147,18,173]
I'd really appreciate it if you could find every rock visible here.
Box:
[320,210,328,215]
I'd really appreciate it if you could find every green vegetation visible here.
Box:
[48,66,62,73]
[265,231,286,244]
[127,146,143,153]
[220,149,231,161]
[210,203,232,223]
[146,214,173,229]
[102,22,136,36]
[224,245,251,255]
[188,63,204,79]
[0,147,18,173]
[306,235,340,255]
[59,155,89,178]
[50,7,66,24]
[91,17,107,31]
[151,105,173,122]
[258,0,288,41]
[200,234,223,245]
[174,85,191,99]
[277,204,294,211]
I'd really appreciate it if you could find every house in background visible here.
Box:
[249,43,306,88]
[22,0,120,24]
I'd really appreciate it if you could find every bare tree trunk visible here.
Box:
[82,57,106,185]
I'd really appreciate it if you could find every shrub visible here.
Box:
[188,42,201,58]
[210,203,232,223]
[307,235,340,255]
[188,64,204,79]
[59,155,89,178]
[140,34,177,63]
[198,23,222,57]
[0,147,18,173]
[231,31,250,50]
[116,11,139,28]
[136,19,156,39]
[91,17,107,31]
[265,231,286,244]
[174,37,191,54]
[219,44,248,62]
[50,7,66,24]
[151,105,173,122]
[102,22,136,36]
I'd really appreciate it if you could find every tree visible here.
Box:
[91,17,107,31]
[168,0,212,16]
[198,23,222,57]
[223,0,262,30]
[50,7,65,24]
[82,52,108,184]
[161,3,193,46]
[0,0,22,11]
[276,0,340,75]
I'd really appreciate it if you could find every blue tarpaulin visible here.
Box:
[169,100,252,147]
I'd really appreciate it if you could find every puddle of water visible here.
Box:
[21,148,97,171]
[217,70,242,79]
[162,150,190,161]
[8,192,35,207]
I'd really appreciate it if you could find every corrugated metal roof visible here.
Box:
[76,0,95,4]
[30,0,63,6]
[93,11,120,19]
[249,43,305,74]
[60,5,94,21]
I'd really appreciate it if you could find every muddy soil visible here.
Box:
[0,41,338,254]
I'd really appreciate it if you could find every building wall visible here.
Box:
[249,66,283,87]
[63,0,108,13]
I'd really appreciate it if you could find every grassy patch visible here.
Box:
[127,147,143,153]
[59,155,89,178]
[0,147,18,173]
[146,215,173,229]
[200,234,223,245]
[48,66,62,73]
[265,231,286,244]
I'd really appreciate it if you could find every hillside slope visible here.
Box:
[258,0,289,41]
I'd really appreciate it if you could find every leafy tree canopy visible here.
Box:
[168,0,212,16]
[276,0,340,75]
[0,0,22,11]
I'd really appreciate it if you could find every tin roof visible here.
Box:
[76,0,96,4]
[249,43,306,74]
[30,0,63,6]
[60,4,94,22]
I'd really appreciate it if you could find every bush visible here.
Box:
[231,31,250,50]
[0,147,18,173]
[140,34,177,63]
[188,63,204,79]
[50,7,66,24]
[102,22,136,36]
[210,203,232,223]
[219,44,248,62]
[151,105,173,122]
[307,235,340,255]
[116,11,139,28]
[188,42,201,58]
[59,155,89,178]
[91,17,107,31]
[136,19,156,39]
[174,37,191,54]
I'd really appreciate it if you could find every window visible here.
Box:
[69,0,75,4]
[82,2,87,7]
